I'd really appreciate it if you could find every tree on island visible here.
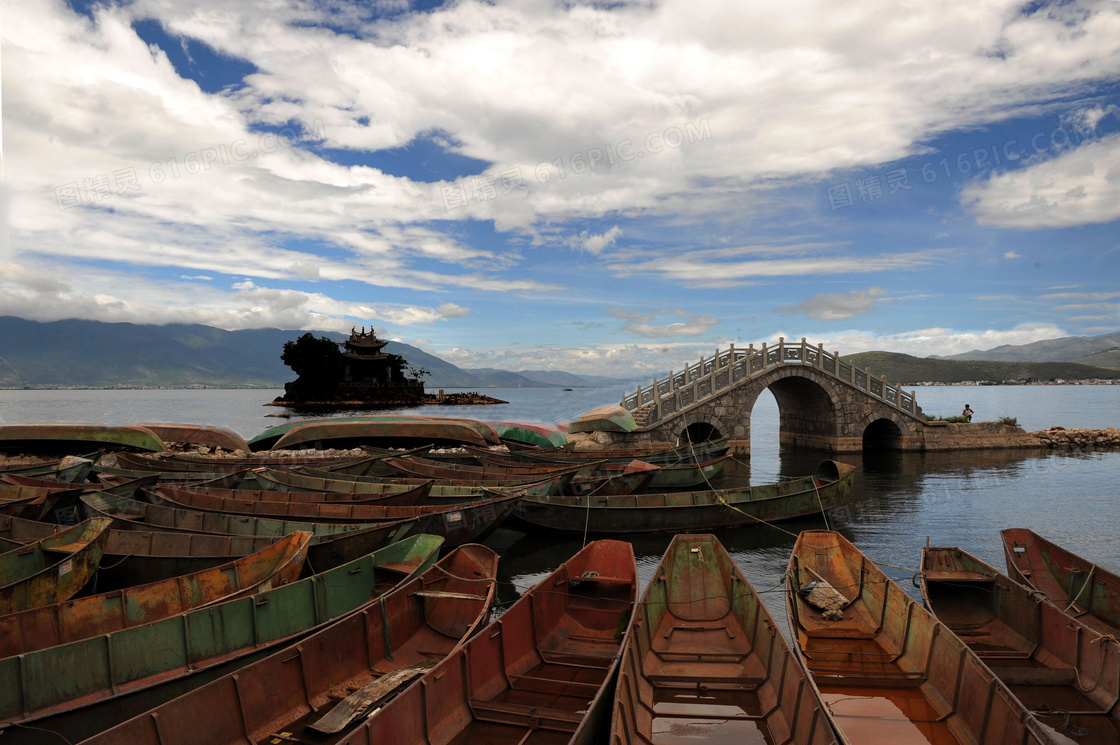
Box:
[280,333,344,399]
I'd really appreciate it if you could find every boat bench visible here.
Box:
[470,700,584,734]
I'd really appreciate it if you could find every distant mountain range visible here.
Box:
[935,330,1120,367]
[0,317,636,389]
[844,351,1120,385]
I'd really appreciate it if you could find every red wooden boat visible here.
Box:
[82,543,500,745]
[1003,527,1120,638]
[350,539,637,745]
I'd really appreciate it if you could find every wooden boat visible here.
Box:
[0,531,311,658]
[0,455,95,483]
[380,455,586,487]
[490,421,568,448]
[93,463,242,485]
[611,534,837,744]
[0,484,81,521]
[256,467,565,503]
[83,543,500,745]
[149,486,522,546]
[0,534,444,735]
[513,460,856,534]
[786,530,1055,745]
[126,423,251,453]
[0,423,168,453]
[1003,528,1120,638]
[644,453,731,490]
[81,493,418,571]
[161,482,431,506]
[568,404,639,433]
[922,543,1120,742]
[253,415,502,451]
[350,539,637,745]
[157,478,436,508]
[0,513,283,587]
[567,460,660,497]
[0,517,112,614]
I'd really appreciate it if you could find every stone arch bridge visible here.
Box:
[621,338,931,453]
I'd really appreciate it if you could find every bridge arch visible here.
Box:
[862,416,905,450]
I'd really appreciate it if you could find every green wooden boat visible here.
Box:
[250,415,502,451]
[0,423,168,453]
[0,517,112,614]
[512,460,856,534]
[0,533,444,732]
[566,405,638,434]
[490,421,568,448]
[255,467,564,503]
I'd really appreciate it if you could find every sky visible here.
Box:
[1,0,1119,377]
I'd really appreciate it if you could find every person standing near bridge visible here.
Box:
[962,404,974,422]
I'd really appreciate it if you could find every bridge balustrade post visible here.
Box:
[801,337,807,363]
[850,357,855,383]
[778,337,785,364]
[760,342,768,368]
[817,343,825,369]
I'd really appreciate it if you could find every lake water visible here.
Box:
[1,383,1118,639]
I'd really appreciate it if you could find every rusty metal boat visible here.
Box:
[611,534,837,744]
[126,423,251,453]
[347,539,637,745]
[253,416,502,451]
[922,543,1120,742]
[787,530,1055,745]
[0,530,310,658]
[83,543,500,745]
[513,460,855,534]
[1003,528,1120,638]
[81,492,418,570]
[0,516,111,614]
[0,533,444,735]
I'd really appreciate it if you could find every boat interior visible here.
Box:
[788,531,1044,745]
[923,546,1120,745]
[612,535,833,745]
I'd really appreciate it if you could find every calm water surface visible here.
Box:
[1,384,1118,638]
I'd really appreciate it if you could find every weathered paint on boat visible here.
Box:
[127,424,251,453]
[922,544,1120,742]
[111,451,372,474]
[567,404,639,434]
[83,543,500,745]
[567,461,659,497]
[611,534,837,744]
[0,423,168,453]
[0,533,444,731]
[786,530,1056,745]
[81,493,418,570]
[255,415,502,451]
[1003,527,1120,638]
[0,484,80,521]
[0,517,112,614]
[348,539,637,745]
[505,437,730,465]
[513,459,856,534]
[0,514,282,587]
[0,531,311,658]
[150,486,522,547]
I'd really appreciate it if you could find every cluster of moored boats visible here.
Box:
[0,418,1115,744]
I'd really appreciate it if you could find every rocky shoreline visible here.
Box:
[1030,427,1120,450]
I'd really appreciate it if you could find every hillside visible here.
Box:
[942,330,1120,363]
[844,351,1120,385]
[0,317,568,389]
[1072,347,1120,371]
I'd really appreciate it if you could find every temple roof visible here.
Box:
[344,326,389,354]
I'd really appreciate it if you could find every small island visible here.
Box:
[268,327,507,409]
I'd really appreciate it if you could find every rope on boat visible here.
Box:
[1065,563,1096,613]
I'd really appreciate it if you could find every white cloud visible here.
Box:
[1003,251,1020,259]
[570,226,623,255]
[962,133,1120,229]
[607,307,721,338]
[776,287,889,321]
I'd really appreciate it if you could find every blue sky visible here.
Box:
[2,0,1119,376]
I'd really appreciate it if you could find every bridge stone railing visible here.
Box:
[621,337,920,428]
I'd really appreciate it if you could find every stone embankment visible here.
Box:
[1031,427,1120,450]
